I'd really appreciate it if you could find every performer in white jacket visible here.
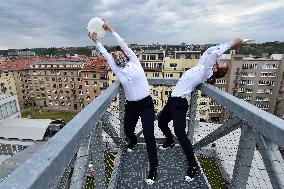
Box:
[88,22,158,185]
[158,38,252,182]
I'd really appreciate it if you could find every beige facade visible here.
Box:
[210,54,284,122]
[0,72,18,95]
[13,59,109,112]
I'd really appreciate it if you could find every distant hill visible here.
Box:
[1,41,283,57]
[235,41,284,56]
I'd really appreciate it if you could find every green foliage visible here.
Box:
[198,155,228,189]
[236,41,284,56]
[21,109,76,122]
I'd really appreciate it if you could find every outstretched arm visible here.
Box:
[200,38,252,67]
[103,22,138,61]
[88,32,118,72]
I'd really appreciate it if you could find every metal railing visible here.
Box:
[0,79,283,189]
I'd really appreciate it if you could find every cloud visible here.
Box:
[0,0,284,49]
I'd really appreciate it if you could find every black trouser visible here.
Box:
[158,96,198,168]
[124,95,158,169]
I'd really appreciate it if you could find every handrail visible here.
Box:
[0,80,121,189]
[148,78,284,149]
[197,83,284,149]
[1,78,284,189]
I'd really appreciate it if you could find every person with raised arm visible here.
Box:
[158,38,253,182]
[88,22,158,185]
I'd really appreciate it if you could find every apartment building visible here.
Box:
[0,57,107,112]
[209,53,284,122]
[162,56,211,121]
[81,57,109,108]
[0,72,17,95]
[0,94,21,122]
[15,60,85,110]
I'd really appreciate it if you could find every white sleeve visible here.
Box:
[96,42,118,72]
[112,31,138,62]
[210,43,231,56]
[199,43,231,67]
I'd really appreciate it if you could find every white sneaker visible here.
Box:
[127,148,134,153]
[145,178,155,185]
[145,167,157,185]
[159,141,175,150]
[185,175,194,182]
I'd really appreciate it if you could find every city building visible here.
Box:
[0,94,20,122]
[210,53,284,122]
[81,57,109,108]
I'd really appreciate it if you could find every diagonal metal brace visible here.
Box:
[101,113,126,148]
[230,124,256,189]
[193,117,242,150]
[254,132,284,189]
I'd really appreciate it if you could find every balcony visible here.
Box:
[0,79,284,189]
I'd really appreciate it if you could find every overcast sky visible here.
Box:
[0,0,284,49]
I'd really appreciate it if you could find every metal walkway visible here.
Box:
[1,79,284,189]
[116,144,209,189]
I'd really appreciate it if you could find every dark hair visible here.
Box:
[114,45,122,51]
[112,46,129,61]
[206,63,229,85]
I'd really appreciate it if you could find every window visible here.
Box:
[153,73,159,77]
[262,64,278,69]
[150,55,156,60]
[238,88,245,93]
[216,79,226,84]
[267,80,274,86]
[100,74,107,80]
[264,89,273,94]
[243,96,252,101]
[239,80,247,85]
[257,89,264,93]
[165,74,173,78]
[247,80,254,85]
[170,63,177,67]
[217,87,225,91]
[256,96,262,101]
[165,91,172,96]
[268,72,276,77]
[246,88,252,93]
[258,80,266,85]
[242,63,258,69]
[260,72,268,77]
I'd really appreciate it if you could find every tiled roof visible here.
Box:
[0,57,87,71]
[82,56,108,72]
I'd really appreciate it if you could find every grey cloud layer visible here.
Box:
[0,0,283,49]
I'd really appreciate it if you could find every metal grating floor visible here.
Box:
[116,144,209,189]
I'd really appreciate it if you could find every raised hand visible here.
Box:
[102,22,113,32]
[88,32,98,42]
[242,38,255,43]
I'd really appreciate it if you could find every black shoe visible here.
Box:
[185,166,198,182]
[126,142,137,152]
[159,140,175,150]
[145,167,157,185]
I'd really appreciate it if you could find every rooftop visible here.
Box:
[0,118,52,141]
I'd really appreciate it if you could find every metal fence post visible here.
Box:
[188,89,198,143]
[90,122,105,189]
[254,133,284,189]
[119,87,125,139]
[230,124,256,189]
